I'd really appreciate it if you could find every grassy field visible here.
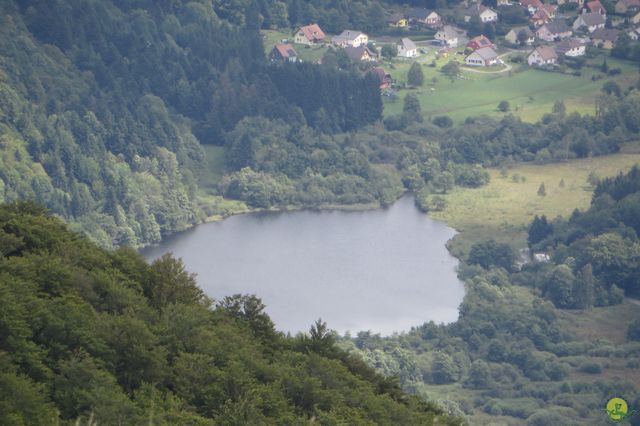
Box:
[428,151,640,256]
[383,52,639,123]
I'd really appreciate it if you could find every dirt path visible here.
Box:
[628,297,640,307]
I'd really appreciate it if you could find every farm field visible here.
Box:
[427,151,640,255]
[383,52,639,123]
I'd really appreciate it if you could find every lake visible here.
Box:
[141,195,464,335]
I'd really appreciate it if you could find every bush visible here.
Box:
[578,362,602,374]
[432,115,453,128]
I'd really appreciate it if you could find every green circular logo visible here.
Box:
[606,397,629,423]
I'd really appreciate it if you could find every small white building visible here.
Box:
[397,38,418,57]
[435,25,463,47]
[465,46,499,66]
[528,45,558,65]
[332,30,368,47]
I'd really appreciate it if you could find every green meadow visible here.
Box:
[383,52,639,123]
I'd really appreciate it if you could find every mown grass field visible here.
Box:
[383,52,639,123]
[428,151,640,256]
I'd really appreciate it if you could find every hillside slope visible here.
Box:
[0,201,463,425]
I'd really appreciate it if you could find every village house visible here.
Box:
[344,45,376,61]
[467,34,494,50]
[505,26,536,44]
[521,0,544,14]
[435,25,464,47]
[583,0,607,15]
[531,7,554,26]
[386,13,409,27]
[294,24,326,45]
[332,30,369,47]
[269,43,298,62]
[407,8,443,27]
[591,28,619,48]
[536,19,572,41]
[555,39,587,56]
[498,0,511,6]
[397,38,419,57]
[628,28,640,40]
[573,13,606,32]
[465,46,499,66]
[528,45,558,65]
[615,0,640,13]
[369,67,392,89]
[464,3,499,22]
[632,10,640,24]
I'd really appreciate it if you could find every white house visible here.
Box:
[435,25,463,47]
[528,45,558,65]
[407,8,442,27]
[397,38,419,57]
[505,26,536,45]
[573,13,606,32]
[293,24,326,45]
[332,30,368,47]
[465,46,499,66]
[556,39,587,56]
[536,20,572,41]
[465,3,499,22]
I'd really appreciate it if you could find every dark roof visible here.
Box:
[407,8,436,19]
[386,12,406,23]
[555,39,584,54]
[577,12,606,26]
[591,28,619,41]
[369,67,391,84]
[344,46,374,61]
[510,26,534,37]
[465,3,489,16]
[544,19,571,34]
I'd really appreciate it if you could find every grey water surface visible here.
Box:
[141,195,464,335]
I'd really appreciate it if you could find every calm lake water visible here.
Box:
[141,195,464,335]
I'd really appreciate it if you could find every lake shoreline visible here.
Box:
[141,194,465,336]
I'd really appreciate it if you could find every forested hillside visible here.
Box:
[0,0,383,248]
[0,201,464,425]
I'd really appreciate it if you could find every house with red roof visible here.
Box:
[294,24,326,45]
[527,45,558,65]
[521,0,544,14]
[467,35,494,50]
[269,44,298,62]
[369,67,392,89]
[583,0,606,15]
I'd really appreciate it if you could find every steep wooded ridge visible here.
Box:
[0,0,383,249]
[0,202,464,425]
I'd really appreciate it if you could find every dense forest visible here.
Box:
[340,166,640,424]
[0,201,465,425]
[0,0,384,249]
